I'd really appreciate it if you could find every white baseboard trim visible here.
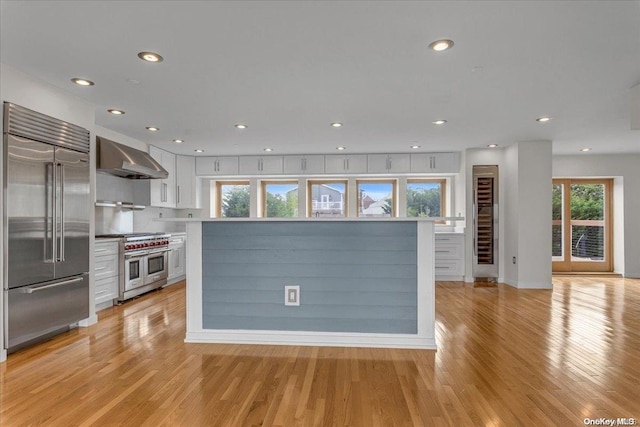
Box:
[436,275,464,282]
[0,348,6,363]
[504,279,518,288]
[78,314,98,327]
[166,275,186,286]
[185,330,437,350]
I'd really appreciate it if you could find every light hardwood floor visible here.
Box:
[1,277,639,426]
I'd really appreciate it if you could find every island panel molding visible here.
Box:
[183,219,436,349]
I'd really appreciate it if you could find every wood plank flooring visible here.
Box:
[1,277,639,426]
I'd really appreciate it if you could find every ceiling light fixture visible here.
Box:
[580,148,592,152]
[194,149,204,153]
[235,124,248,129]
[411,145,421,149]
[432,119,447,125]
[71,78,94,86]
[146,126,159,132]
[336,146,346,151]
[107,109,125,115]
[173,139,184,144]
[487,144,499,148]
[137,51,163,63]
[428,39,454,52]
[331,122,343,128]
[264,148,273,152]
[536,116,552,122]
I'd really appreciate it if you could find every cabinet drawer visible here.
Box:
[435,259,463,275]
[95,255,118,280]
[95,241,119,257]
[95,275,118,304]
[435,234,464,244]
[435,244,463,260]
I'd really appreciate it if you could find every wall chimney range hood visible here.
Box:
[97,136,168,179]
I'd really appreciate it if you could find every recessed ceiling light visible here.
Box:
[411,145,421,149]
[432,119,447,125]
[173,139,184,144]
[336,146,346,151]
[580,148,592,152]
[487,144,499,148]
[71,78,94,86]
[137,51,163,63]
[234,124,248,129]
[428,39,454,52]
[264,148,273,152]
[331,122,343,128]
[194,149,204,153]
[107,109,125,115]
[146,126,159,132]
[536,116,552,122]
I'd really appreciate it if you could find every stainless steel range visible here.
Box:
[97,233,170,303]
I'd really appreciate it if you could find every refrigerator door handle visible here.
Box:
[19,276,83,293]
[45,162,55,263]
[58,163,65,262]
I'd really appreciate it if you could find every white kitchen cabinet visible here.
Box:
[94,240,119,308]
[195,156,239,176]
[434,233,465,281]
[324,154,368,174]
[410,152,460,174]
[238,156,283,175]
[149,146,176,207]
[367,154,411,173]
[283,155,325,174]
[167,234,186,284]
[176,155,201,209]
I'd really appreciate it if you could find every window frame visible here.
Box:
[261,180,300,218]
[356,179,397,218]
[307,180,349,218]
[216,180,251,218]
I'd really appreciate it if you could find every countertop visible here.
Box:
[154,216,465,223]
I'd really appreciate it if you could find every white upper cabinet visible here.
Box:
[324,154,368,174]
[410,152,460,173]
[176,155,201,209]
[283,155,325,174]
[195,156,239,176]
[149,146,176,208]
[238,156,283,175]
[367,154,411,173]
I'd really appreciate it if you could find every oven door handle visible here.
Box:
[148,248,170,255]
[125,250,149,258]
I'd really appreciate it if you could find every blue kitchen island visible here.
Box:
[179,218,437,349]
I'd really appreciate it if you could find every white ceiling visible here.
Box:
[1,1,639,156]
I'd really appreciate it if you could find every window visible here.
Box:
[308,180,347,218]
[262,181,299,218]
[406,179,446,217]
[357,180,396,217]
[217,181,250,217]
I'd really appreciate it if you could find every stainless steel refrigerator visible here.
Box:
[3,103,90,352]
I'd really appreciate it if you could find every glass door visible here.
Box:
[552,179,612,272]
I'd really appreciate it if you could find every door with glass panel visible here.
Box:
[552,179,612,272]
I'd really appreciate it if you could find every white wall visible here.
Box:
[553,153,640,278]
[0,63,97,361]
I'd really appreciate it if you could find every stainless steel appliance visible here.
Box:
[96,233,170,303]
[472,165,499,281]
[3,102,90,352]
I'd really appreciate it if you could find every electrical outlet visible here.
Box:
[512,256,516,264]
[284,285,300,306]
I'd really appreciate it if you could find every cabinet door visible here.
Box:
[283,155,325,174]
[367,154,410,173]
[324,155,368,174]
[162,151,176,207]
[149,146,164,206]
[238,156,283,175]
[411,153,460,173]
[196,156,239,176]
[195,157,217,175]
[176,155,199,209]
[216,156,239,175]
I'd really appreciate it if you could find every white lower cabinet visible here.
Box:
[434,233,465,281]
[94,240,119,308]
[167,234,187,284]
